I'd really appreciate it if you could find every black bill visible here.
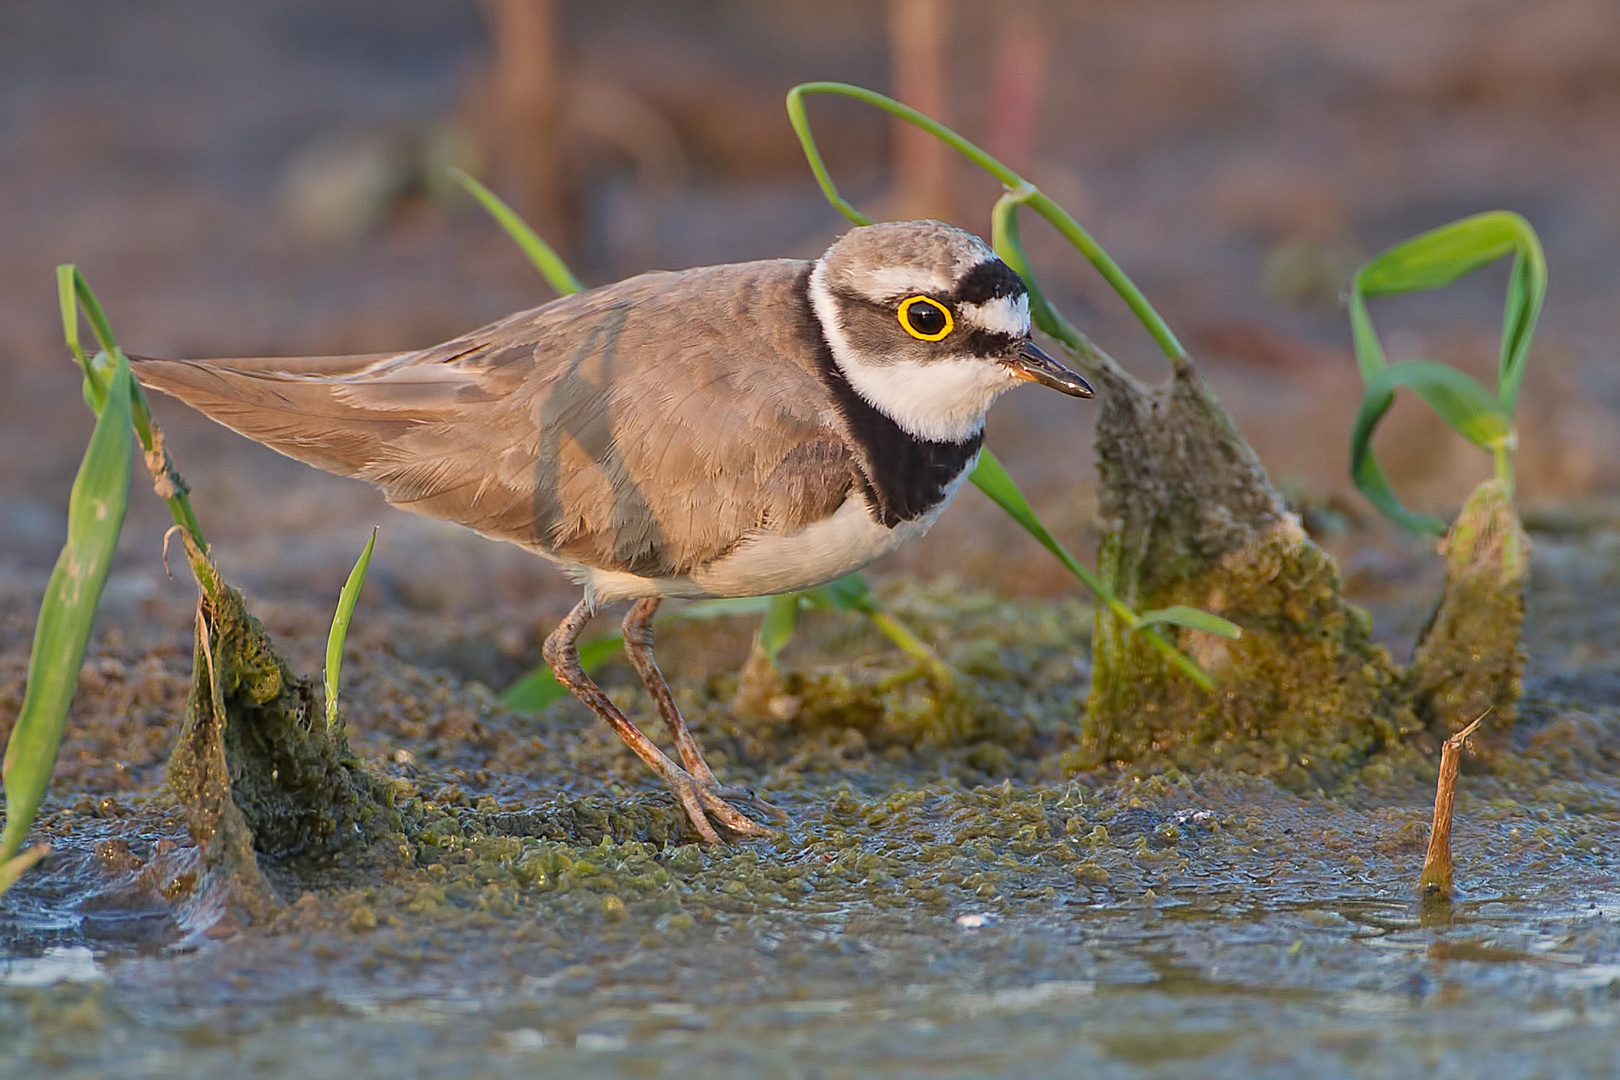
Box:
[1003,339,1095,398]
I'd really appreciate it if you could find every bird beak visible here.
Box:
[1003,339,1095,398]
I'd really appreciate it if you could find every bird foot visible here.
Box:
[667,772,781,843]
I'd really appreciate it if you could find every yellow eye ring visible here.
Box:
[897,295,954,341]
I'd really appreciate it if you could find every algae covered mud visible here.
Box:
[3,524,1620,1079]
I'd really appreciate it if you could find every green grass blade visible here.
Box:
[324,527,377,731]
[787,81,1184,360]
[1346,212,1545,528]
[1136,606,1243,638]
[968,449,1232,690]
[502,634,626,712]
[1496,217,1547,415]
[1,358,134,872]
[1368,361,1512,450]
[1347,383,1450,536]
[448,168,585,297]
[1357,213,1523,297]
[1347,361,1512,534]
[1349,211,1546,414]
[62,267,211,565]
[758,593,802,662]
[798,574,871,612]
[990,191,1085,352]
[57,265,102,411]
[863,607,955,689]
[1346,288,1388,383]
[0,844,49,895]
[672,595,776,621]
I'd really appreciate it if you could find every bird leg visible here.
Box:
[542,598,769,842]
[621,598,784,829]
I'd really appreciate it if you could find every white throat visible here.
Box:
[808,261,1019,444]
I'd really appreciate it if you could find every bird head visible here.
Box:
[809,219,1093,443]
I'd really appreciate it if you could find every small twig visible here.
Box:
[1419,711,1488,898]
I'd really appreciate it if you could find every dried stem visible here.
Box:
[1420,712,1487,897]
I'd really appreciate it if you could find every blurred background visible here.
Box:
[2,0,1618,678]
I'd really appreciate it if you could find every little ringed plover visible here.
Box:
[132,219,1094,843]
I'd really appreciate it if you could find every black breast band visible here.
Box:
[793,266,983,528]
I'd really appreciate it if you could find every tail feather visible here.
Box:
[129,353,419,478]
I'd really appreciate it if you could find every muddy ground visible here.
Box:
[1,524,1619,1079]
[4,2,1620,1077]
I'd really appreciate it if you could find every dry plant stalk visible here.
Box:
[887,0,954,221]
[1419,712,1487,897]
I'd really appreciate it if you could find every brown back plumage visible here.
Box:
[132,260,860,577]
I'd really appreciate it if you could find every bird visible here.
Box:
[131,219,1095,843]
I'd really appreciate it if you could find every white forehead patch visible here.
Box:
[959,293,1030,337]
[848,264,952,303]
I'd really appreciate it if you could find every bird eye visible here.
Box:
[897,296,954,341]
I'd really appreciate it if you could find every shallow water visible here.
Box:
[3,530,1619,1079]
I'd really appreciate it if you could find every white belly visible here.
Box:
[579,457,975,604]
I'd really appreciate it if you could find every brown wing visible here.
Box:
[131,260,858,577]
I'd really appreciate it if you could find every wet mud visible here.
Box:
[3,526,1619,1079]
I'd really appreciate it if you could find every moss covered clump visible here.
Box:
[1077,359,1409,783]
[1406,479,1529,752]
[167,580,401,915]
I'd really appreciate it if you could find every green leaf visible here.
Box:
[1346,211,1545,530]
[1136,606,1243,639]
[758,593,801,661]
[1357,213,1524,297]
[1348,361,1513,536]
[1350,438,1448,537]
[1,358,134,874]
[448,168,585,297]
[800,574,872,612]
[1369,361,1512,450]
[1349,211,1546,413]
[324,527,377,730]
[969,449,1234,689]
[671,596,775,621]
[501,634,625,712]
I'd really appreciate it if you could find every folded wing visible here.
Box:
[132,261,858,577]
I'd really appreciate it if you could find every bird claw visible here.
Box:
[668,773,779,843]
[708,783,788,823]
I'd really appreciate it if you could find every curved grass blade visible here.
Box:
[969,450,1233,691]
[502,634,627,712]
[1136,606,1243,638]
[448,167,585,297]
[324,527,377,731]
[1346,212,1543,530]
[786,81,1185,360]
[1,357,134,878]
[1367,362,1512,450]
[1351,211,1546,412]
[1348,362,1512,536]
